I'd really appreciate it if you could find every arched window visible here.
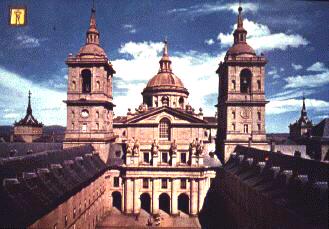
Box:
[240,69,252,94]
[179,97,184,109]
[161,96,169,106]
[72,81,76,90]
[159,118,170,140]
[81,69,92,93]
[96,81,100,90]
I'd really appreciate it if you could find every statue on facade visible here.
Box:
[196,139,204,156]
[126,138,134,155]
[151,139,159,156]
[133,138,140,156]
[189,139,197,155]
[169,139,178,156]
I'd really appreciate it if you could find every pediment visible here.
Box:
[126,107,206,125]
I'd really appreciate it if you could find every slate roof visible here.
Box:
[311,118,329,139]
[0,143,63,158]
[0,144,107,228]
[222,145,328,228]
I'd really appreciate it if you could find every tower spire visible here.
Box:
[27,90,32,115]
[86,1,99,45]
[233,4,247,44]
[301,94,307,117]
[159,38,172,73]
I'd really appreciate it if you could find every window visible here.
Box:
[113,177,119,187]
[161,96,169,106]
[240,69,252,93]
[96,123,99,130]
[181,179,187,189]
[159,118,170,140]
[73,208,76,218]
[162,152,168,163]
[258,124,261,131]
[244,124,248,133]
[143,178,149,188]
[72,122,75,130]
[72,81,76,90]
[81,69,92,93]
[96,81,100,90]
[257,112,261,121]
[232,111,236,119]
[96,111,99,119]
[257,80,261,90]
[64,215,68,227]
[53,224,57,229]
[161,179,168,189]
[231,80,236,90]
[82,123,87,132]
[181,152,187,164]
[179,97,184,109]
[143,152,150,163]
[232,123,236,131]
[71,111,75,119]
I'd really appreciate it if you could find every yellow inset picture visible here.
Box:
[10,7,27,26]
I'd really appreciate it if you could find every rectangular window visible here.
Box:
[180,179,187,189]
[244,124,248,133]
[181,152,187,164]
[232,111,236,119]
[232,123,236,131]
[73,208,76,218]
[161,178,168,189]
[143,152,150,163]
[258,124,261,131]
[162,152,168,163]
[64,215,68,227]
[82,123,87,132]
[257,112,261,121]
[113,177,119,187]
[232,80,236,90]
[257,80,261,90]
[143,178,149,188]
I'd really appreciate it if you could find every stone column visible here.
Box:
[171,179,179,215]
[125,178,133,214]
[133,178,140,214]
[198,179,205,213]
[190,179,198,216]
[198,155,204,166]
[152,178,159,215]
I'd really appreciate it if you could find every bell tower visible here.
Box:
[216,6,269,162]
[64,5,116,162]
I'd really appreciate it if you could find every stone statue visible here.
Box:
[170,139,177,156]
[126,138,134,155]
[133,139,140,156]
[189,139,197,155]
[196,139,204,156]
[151,139,159,156]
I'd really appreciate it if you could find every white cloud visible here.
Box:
[306,62,328,72]
[269,89,314,101]
[284,72,329,89]
[205,39,215,45]
[112,41,224,116]
[217,19,309,53]
[292,63,303,70]
[16,34,41,48]
[0,67,66,125]
[267,67,280,79]
[168,2,258,16]
[122,24,137,34]
[267,99,329,115]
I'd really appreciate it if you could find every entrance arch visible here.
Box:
[140,193,151,213]
[112,191,122,211]
[178,193,189,214]
[159,193,170,214]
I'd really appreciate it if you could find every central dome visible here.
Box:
[146,72,185,88]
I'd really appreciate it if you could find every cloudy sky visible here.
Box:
[0,0,328,132]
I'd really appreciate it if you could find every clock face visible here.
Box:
[240,108,250,119]
[81,109,89,118]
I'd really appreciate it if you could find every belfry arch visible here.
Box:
[240,68,252,94]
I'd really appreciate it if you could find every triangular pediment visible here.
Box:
[125,107,206,125]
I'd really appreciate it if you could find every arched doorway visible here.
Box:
[112,191,122,211]
[178,193,189,214]
[140,193,151,213]
[159,193,170,214]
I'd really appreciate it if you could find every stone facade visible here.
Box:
[216,7,269,162]
[109,41,219,217]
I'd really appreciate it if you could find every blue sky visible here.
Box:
[0,0,328,133]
